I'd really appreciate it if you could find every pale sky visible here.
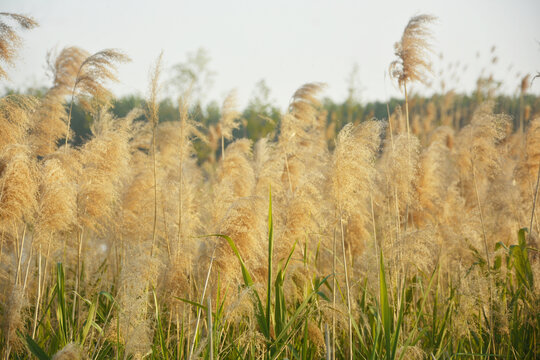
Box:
[3,0,540,109]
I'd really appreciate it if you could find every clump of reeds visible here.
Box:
[331,120,383,360]
[1,10,539,360]
[275,83,329,263]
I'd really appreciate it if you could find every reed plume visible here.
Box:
[280,83,325,154]
[415,127,456,226]
[213,139,256,225]
[389,14,436,137]
[65,49,130,146]
[154,122,203,249]
[454,104,509,261]
[30,47,88,156]
[0,145,38,233]
[253,137,284,199]
[332,121,383,254]
[483,170,522,246]
[274,83,330,270]
[34,158,77,249]
[120,151,155,241]
[0,95,38,151]
[275,170,325,262]
[118,243,160,360]
[215,196,266,287]
[386,227,438,277]
[331,120,382,360]
[377,133,421,226]
[0,13,38,80]
[153,112,205,304]
[279,83,326,194]
[289,82,325,125]
[389,14,437,88]
[175,96,206,244]
[77,110,134,234]
[218,90,241,159]
[455,102,510,207]
[147,53,163,256]
[332,121,382,216]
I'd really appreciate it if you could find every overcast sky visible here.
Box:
[3,0,540,108]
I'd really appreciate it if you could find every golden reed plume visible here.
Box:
[65,48,131,146]
[389,14,437,88]
[0,13,38,80]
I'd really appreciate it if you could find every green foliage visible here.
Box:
[169,47,215,103]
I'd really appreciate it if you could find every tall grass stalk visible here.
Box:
[189,246,216,360]
[148,53,163,257]
[339,213,353,360]
[529,163,540,237]
[207,296,213,360]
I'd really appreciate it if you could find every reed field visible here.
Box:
[1,11,539,360]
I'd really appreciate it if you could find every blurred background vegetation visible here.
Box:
[3,53,539,162]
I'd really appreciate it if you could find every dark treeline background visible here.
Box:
[3,77,540,162]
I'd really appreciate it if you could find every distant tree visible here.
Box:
[346,63,363,104]
[112,94,145,117]
[2,85,48,98]
[169,48,215,105]
[242,79,280,140]
[158,97,179,122]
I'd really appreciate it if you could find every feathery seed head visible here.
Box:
[0,13,38,79]
[72,48,130,112]
[147,52,163,128]
[0,95,38,151]
[77,111,133,233]
[288,82,325,126]
[219,90,241,141]
[332,121,383,217]
[0,145,38,232]
[34,158,77,248]
[216,197,266,287]
[389,14,437,88]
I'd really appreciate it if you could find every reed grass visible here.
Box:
[0,11,538,360]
